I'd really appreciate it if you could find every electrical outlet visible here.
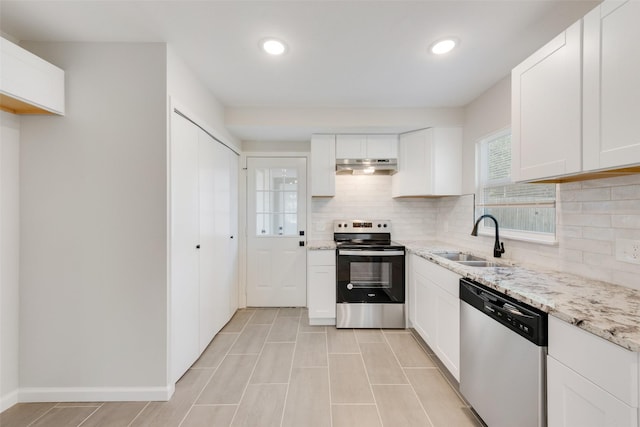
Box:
[615,239,640,264]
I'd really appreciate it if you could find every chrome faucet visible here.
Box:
[471,214,505,258]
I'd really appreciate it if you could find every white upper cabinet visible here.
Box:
[336,134,366,158]
[511,20,582,182]
[0,37,65,115]
[583,0,640,171]
[336,134,397,159]
[391,128,462,197]
[363,134,398,158]
[310,134,336,197]
[513,0,640,182]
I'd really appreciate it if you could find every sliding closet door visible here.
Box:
[170,112,200,383]
[198,128,220,352]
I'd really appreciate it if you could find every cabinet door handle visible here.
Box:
[230,236,234,239]
[299,241,305,247]
[196,244,201,249]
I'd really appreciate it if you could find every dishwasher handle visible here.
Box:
[483,299,535,320]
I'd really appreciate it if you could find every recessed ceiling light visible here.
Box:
[430,38,458,55]
[261,38,287,55]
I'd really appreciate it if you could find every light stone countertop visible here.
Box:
[307,240,337,250]
[398,239,640,352]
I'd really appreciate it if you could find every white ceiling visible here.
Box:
[1,0,599,141]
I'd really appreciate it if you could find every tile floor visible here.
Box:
[1,308,484,427]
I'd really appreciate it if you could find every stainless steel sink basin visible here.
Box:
[433,252,506,267]
[457,260,504,268]
[433,252,486,262]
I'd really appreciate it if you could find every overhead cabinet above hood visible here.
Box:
[335,134,398,175]
[336,158,398,175]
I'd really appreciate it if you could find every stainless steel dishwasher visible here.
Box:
[459,278,548,427]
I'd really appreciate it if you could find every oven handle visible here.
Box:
[338,250,405,256]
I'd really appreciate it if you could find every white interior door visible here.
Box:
[170,112,200,382]
[246,157,307,307]
[227,150,239,316]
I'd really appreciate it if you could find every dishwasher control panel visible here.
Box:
[461,278,547,346]
[484,302,533,338]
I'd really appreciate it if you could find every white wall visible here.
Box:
[18,42,170,400]
[311,175,438,241]
[460,75,511,194]
[438,75,640,291]
[0,111,20,411]
[167,47,240,152]
[226,106,464,141]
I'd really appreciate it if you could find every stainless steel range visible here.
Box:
[334,219,406,328]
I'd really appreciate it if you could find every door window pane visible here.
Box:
[255,167,299,236]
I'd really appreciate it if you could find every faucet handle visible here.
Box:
[494,242,505,258]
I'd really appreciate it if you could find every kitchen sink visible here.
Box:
[433,252,486,262]
[433,252,506,267]
[457,260,504,268]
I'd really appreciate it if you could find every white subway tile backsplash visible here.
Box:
[582,200,640,214]
[612,215,640,229]
[563,238,612,255]
[557,225,582,239]
[431,175,640,290]
[560,187,611,202]
[612,270,640,291]
[311,173,640,290]
[559,214,611,228]
[581,227,615,241]
[556,201,582,213]
[310,175,437,241]
[612,184,640,200]
[581,174,640,188]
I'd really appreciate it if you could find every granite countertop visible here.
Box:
[398,240,640,352]
[307,240,337,250]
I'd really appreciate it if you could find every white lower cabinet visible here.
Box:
[548,357,636,427]
[547,316,639,427]
[409,254,461,380]
[307,250,336,325]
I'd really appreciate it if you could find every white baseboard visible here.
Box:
[1,389,19,412]
[18,384,175,403]
[308,317,336,326]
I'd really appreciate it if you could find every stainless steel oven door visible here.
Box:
[336,249,405,303]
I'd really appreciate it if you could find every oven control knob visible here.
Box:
[347,283,353,290]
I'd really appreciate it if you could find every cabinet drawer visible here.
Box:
[548,316,638,407]
[308,250,336,266]
[412,255,461,297]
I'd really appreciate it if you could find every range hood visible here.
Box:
[335,158,398,175]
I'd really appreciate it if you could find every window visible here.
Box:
[476,129,557,243]
[255,167,299,236]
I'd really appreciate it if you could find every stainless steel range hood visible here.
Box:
[335,159,398,175]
